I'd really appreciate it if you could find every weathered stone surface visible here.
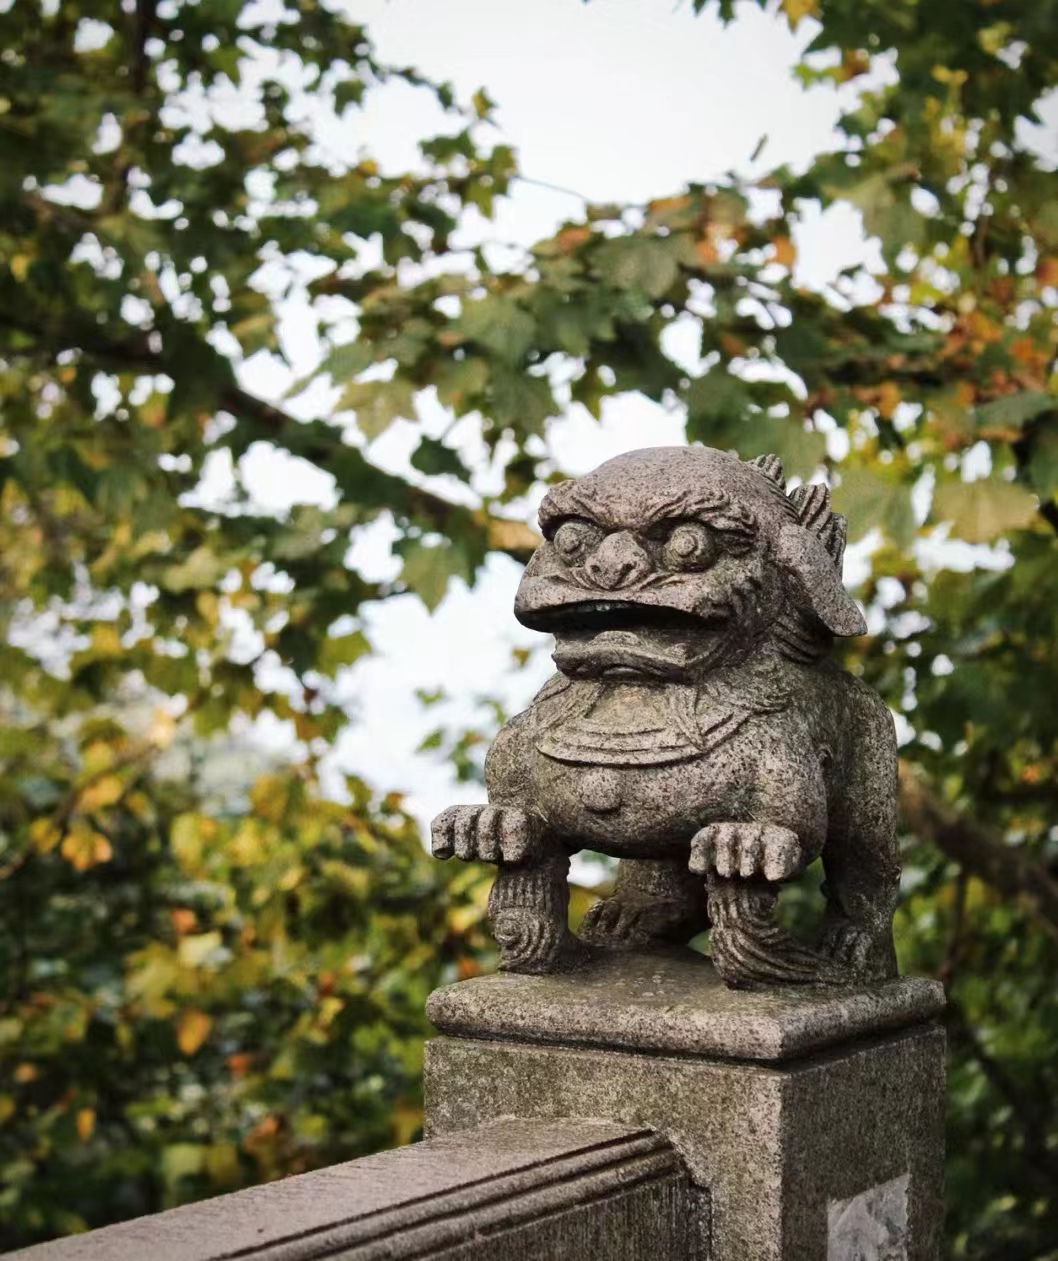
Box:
[427,947,945,1063]
[426,1024,945,1261]
[431,445,902,988]
[9,1118,703,1261]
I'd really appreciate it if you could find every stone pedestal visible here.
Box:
[425,950,945,1261]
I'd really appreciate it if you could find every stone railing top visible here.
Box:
[9,1118,697,1261]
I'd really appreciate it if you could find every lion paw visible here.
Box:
[689,821,802,883]
[431,805,539,865]
[819,916,895,980]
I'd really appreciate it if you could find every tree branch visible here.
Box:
[898,761,1058,938]
[0,313,539,565]
[217,383,538,562]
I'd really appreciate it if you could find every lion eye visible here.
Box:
[663,522,715,570]
[553,520,600,560]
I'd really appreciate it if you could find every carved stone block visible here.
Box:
[426,985,945,1261]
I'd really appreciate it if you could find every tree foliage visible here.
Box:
[0,0,1056,1255]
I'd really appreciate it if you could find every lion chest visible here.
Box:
[526,680,811,855]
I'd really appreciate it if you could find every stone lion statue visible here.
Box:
[432,446,899,988]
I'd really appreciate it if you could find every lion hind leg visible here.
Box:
[581,858,708,950]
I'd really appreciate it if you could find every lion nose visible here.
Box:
[584,532,652,590]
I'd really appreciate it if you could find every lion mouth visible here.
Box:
[545,601,731,681]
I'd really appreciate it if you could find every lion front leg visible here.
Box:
[431,804,583,974]
[488,849,585,974]
[690,821,847,988]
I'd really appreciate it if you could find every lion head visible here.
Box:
[514,445,864,682]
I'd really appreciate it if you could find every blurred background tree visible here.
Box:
[0,0,1056,1256]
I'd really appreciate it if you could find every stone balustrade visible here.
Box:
[9,1117,702,1261]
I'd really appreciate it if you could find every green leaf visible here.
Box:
[593,238,680,298]
[318,630,371,675]
[398,539,472,611]
[435,357,488,412]
[320,341,377,382]
[976,392,1056,429]
[471,88,495,119]
[735,421,826,481]
[162,1144,206,1188]
[1028,425,1058,500]
[162,547,227,593]
[340,380,416,440]
[230,312,278,357]
[932,480,1039,543]
[831,469,916,547]
[334,79,366,112]
[685,373,754,438]
[489,367,554,436]
[456,297,535,363]
[410,437,471,481]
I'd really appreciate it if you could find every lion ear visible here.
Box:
[776,523,866,637]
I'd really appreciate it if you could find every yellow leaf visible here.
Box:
[79,774,124,813]
[91,624,122,656]
[125,945,180,1012]
[780,0,818,29]
[82,740,117,775]
[391,1101,423,1148]
[932,65,968,86]
[29,818,61,853]
[645,194,694,228]
[14,1062,37,1083]
[124,790,152,819]
[694,238,719,267]
[60,822,113,871]
[447,904,483,934]
[230,819,268,865]
[249,773,288,823]
[170,907,198,935]
[10,254,31,282]
[320,859,370,897]
[205,1142,240,1185]
[837,50,871,83]
[195,591,219,622]
[876,382,902,419]
[176,1008,213,1056]
[277,864,304,891]
[76,1108,96,1141]
[483,515,539,558]
[0,1095,15,1124]
[647,194,690,216]
[954,381,976,408]
[171,813,217,871]
[317,996,344,1028]
[553,225,592,253]
[178,932,222,967]
[772,235,796,268]
[977,20,1014,55]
